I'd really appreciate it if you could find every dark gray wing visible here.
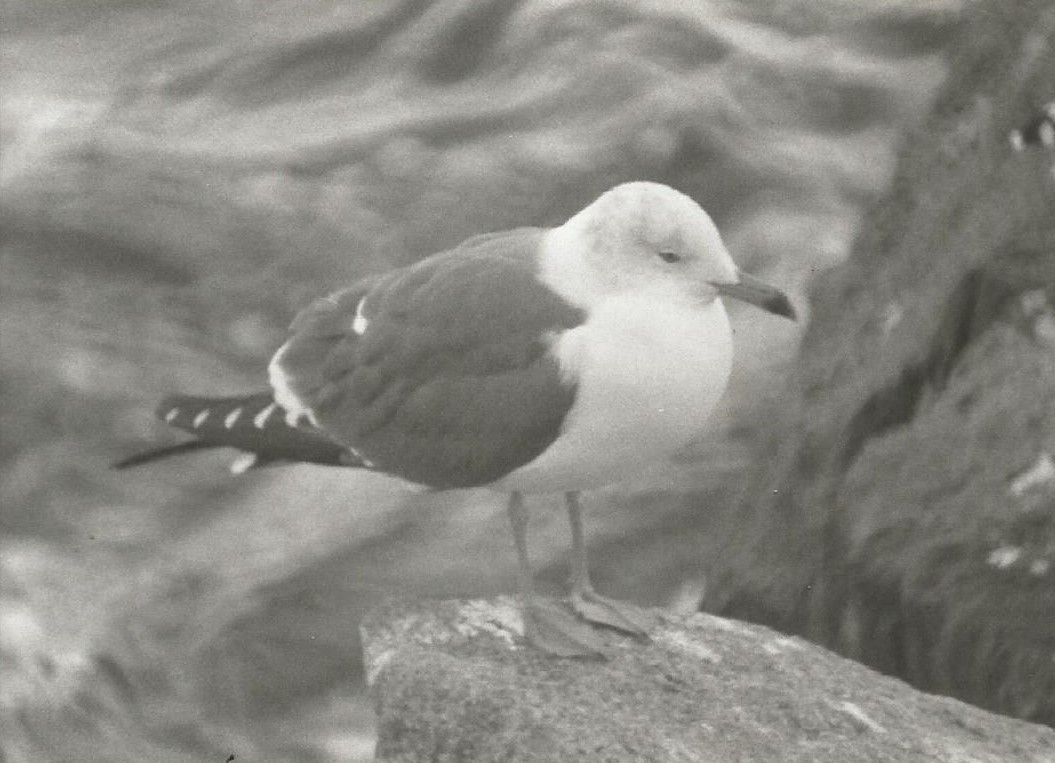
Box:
[270,229,586,488]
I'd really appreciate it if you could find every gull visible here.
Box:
[117,182,795,656]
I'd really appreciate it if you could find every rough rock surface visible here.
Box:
[361,598,1054,763]
[706,0,1055,727]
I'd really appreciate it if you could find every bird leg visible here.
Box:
[506,491,608,657]
[565,491,654,637]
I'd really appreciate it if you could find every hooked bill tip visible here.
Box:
[767,292,797,321]
[710,272,797,321]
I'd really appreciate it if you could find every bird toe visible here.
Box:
[569,590,655,638]
[521,599,611,658]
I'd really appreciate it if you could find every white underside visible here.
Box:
[493,293,733,494]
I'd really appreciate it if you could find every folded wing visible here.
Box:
[270,229,587,488]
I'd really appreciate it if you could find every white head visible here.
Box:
[545,182,795,319]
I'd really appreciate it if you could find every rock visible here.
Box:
[706,0,1055,727]
[361,598,1055,763]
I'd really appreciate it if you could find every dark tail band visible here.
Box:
[115,392,362,471]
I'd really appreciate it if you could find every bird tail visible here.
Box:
[113,392,357,472]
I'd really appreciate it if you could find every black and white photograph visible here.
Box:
[1,1,1053,760]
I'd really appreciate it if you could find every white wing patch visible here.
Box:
[224,407,243,429]
[352,296,369,336]
[253,402,277,429]
[267,341,318,427]
[1042,120,1055,149]
[229,453,258,474]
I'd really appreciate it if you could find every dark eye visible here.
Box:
[658,251,682,264]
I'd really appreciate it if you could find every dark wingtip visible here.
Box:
[112,440,219,469]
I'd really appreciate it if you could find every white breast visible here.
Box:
[494,294,733,494]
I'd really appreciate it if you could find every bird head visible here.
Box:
[553,182,795,320]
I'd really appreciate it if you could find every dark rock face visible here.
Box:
[707,0,1055,727]
[361,598,1055,763]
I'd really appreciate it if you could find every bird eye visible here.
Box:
[657,251,682,264]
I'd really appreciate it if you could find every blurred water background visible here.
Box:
[1,0,961,760]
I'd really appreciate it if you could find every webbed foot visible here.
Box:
[522,598,610,658]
